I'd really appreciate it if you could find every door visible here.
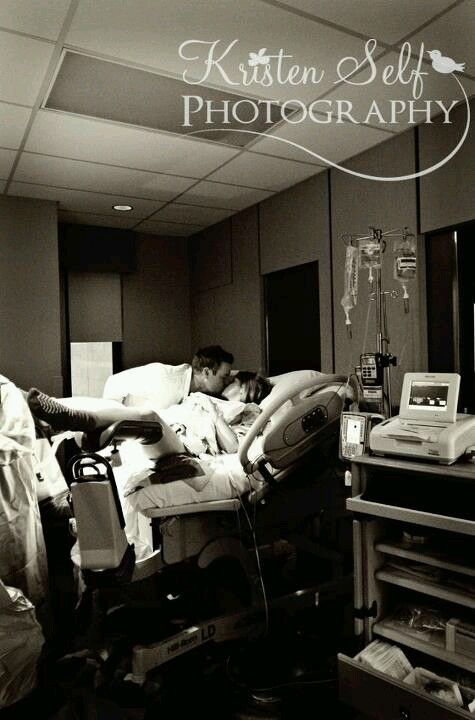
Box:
[264,261,321,376]
[425,221,475,412]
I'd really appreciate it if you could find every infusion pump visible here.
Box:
[340,411,384,461]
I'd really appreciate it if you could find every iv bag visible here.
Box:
[393,235,417,282]
[341,245,358,335]
[358,239,381,270]
[393,233,417,312]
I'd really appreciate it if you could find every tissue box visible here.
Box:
[404,667,463,708]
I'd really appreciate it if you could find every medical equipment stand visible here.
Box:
[341,227,415,418]
[371,257,398,416]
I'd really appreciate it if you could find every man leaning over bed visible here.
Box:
[103,345,234,410]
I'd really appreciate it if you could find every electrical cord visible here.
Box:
[235,479,270,635]
[224,652,337,694]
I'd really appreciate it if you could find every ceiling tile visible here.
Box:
[278,0,455,45]
[207,153,323,191]
[14,153,197,201]
[249,114,392,166]
[178,180,275,210]
[8,182,165,218]
[0,148,17,177]
[0,0,71,40]
[0,31,54,105]
[66,0,374,102]
[135,219,203,236]
[25,110,240,176]
[151,203,233,225]
[409,3,475,78]
[58,210,137,229]
[0,103,32,148]
[321,51,474,132]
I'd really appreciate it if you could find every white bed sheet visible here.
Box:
[120,450,263,513]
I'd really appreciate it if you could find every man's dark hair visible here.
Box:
[192,345,234,373]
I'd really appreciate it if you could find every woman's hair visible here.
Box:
[235,371,273,404]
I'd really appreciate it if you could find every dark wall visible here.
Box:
[122,233,191,368]
[0,196,62,394]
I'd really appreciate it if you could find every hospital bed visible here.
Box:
[67,371,350,682]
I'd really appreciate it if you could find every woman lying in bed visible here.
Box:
[26,371,272,457]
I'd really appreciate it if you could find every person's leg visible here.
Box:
[27,388,160,432]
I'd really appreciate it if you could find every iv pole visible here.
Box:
[342,226,415,418]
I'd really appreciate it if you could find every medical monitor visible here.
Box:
[399,373,460,424]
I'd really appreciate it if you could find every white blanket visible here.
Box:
[121,451,263,513]
[159,393,260,455]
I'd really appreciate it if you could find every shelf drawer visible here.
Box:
[338,654,470,719]
[347,495,475,536]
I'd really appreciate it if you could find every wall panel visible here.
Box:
[0,196,62,394]
[190,219,232,292]
[122,234,191,368]
[419,99,474,233]
[190,207,262,370]
[68,272,122,342]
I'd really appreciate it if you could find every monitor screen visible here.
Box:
[346,416,364,444]
[400,373,460,423]
[408,381,449,411]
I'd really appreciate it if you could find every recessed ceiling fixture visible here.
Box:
[113,204,133,211]
[45,52,289,148]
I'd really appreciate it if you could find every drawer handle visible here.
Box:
[353,600,377,619]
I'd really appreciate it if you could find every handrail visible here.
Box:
[238,374,347,473]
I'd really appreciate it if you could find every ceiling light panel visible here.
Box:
[66,0,371,102]
[278,0,456,45]
[14,153,197,201]
[0,0,71,40]
[0,31,54,105]
[25,110,240,176]
[45,52,285,148]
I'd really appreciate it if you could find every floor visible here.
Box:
[4,453,367,718]
[4,599,366,719]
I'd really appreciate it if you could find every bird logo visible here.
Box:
[248,48,270,66]
[428,49,465,74]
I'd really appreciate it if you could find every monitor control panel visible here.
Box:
[340,411,384,460]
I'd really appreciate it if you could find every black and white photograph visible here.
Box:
[0,0,473,717]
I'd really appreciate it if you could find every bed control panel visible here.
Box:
[283,406,327,445]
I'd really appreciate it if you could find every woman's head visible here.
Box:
[222,371,272,404]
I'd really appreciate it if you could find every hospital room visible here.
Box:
[0,0,474,717]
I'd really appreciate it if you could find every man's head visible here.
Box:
[191,345,234,396]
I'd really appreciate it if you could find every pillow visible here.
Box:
[103,363,192,410]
